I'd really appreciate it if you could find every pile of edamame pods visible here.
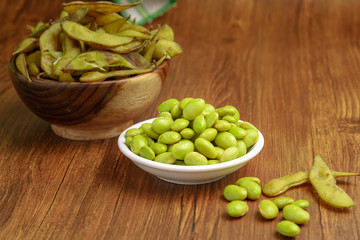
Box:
[125,98,259,166]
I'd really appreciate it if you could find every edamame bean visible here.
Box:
[158,98,178,112]
[242,130,259,148]
[228,126,247,139]
[239,180,262,200]
[282,204,310,224]
[222,115,237,123]
[125,128,144,137]
[214,147,224,160]
[158,131,182,144]
[224,185,247,201]
[172,140,194,160]
[214,120,231,132]
[273,197,294,209]
[170,103,182,119]
[139,146,155,160]
[171,118,189,132]
[198,128,218,141]
[152,117,173,134]
[235,177,261,186]
[179,97,193,109]
[227,200,249,218]
[214,132,237,149]
[193,115,206,133]
[154,152,177,164]
[141,123,159,139]
[180,128,195,139]
[258,199,279,219]
[237,140,247,157]
[292,200,309,209]
[205,111,219,128]
[130,135,148,155]
[194,138,218,159]
[158,111,173,118]
[238,121,257,131]
[207,160,220,165]
[220,146,240,162]
[276,220,300,237]
[182,98,205,120]
[184,152,207,166]
[150,142,167,155]
[125,136,132,147]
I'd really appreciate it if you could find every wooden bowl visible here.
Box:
[8,56,169,140]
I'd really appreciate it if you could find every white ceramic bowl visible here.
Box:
[118,118,264,185]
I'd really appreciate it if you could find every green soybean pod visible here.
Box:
[198,128,218,142]
[214,147,224,160]
[273,197,294,209]
[227,200,249,218]
[242,130,259,149]
[224,185,247,201]
[150,142,168,155]
[292,200,310,210]
[130,135,148,155]
[235,177,261,186]
[182,98,205,120]
[213,120,231,132]
[239,180,262,200]
[205,111,219,128]
[193,115,206,133]
[158,131,182,145]
[228,126,247,139]
[214,132,237,149]
[171,139,194,160]
[179,97,193,109]
[276,220,300,237]
[220,146,240,162]
[282,204,310,224]
[141,123,160,139]
[184,152,208,166]
[139,146,155,160]
[194,138,218,159]
[258,199,279,219]
[154,152,177,164]
[180,128,195,139]
[171,118,189,132]
[152,117,173,134]
[125,128,144,137]
[158,98,179,112]
[170,102,182,119]
[237,140,247,157]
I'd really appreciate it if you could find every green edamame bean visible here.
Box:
[282,204,310,224]
[171,140,194,160]
[171,118,189,132]
[207,160,220,165]
[141,123,159,139]
[125,136,132,147]
[238,121,257,131]
[180,128,195,139]
[258,199,279,219]
[158,111,173,118]
[179,97,193,109]
[224,185,247,201]
[193,115,206,133]
[150,142,168,155]
[292,200,309,209]
[198,128,218,141]
[273,197,294,209]
[237,140,247,157]
[158,131,182,144]
[194,138,218,159]
[205,111,219,128]
[184,152,207,166]
[152,117,173,134]
[182,98,205,120]
[228,126,247,139]
[224,105,240,122]
[242,130,259,148]
[154,152,176,164]
[158,98,178,112]
[235,177,261,186]
[170,103,182,119]
[214,132,237,149]
[130,135,148,155]
[239,180,262,200]
[214,147,224,160]
[276,220,300,237]
[139,146,155,160]
[227,200,249,218]
[125,128,144,137]
[204,103,215,113]
[145,136,155,146]
[174,160,185,165]
[222,115,237,123]
[213,120,231,132]
[220,146,240,162]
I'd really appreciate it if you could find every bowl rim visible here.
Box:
[118,118,264,173]
[9,55,169,86]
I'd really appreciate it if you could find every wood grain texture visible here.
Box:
[1,0,359,239]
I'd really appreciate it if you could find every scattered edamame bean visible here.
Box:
[273,197,294,209]
[282,204,310,224]
[235,177,261,186]
[224,185,247,201]
[239,180,262,200]
[227,200,249,218]
[276,220,300,237]
[258,199,279,219]
[292,200,309,209]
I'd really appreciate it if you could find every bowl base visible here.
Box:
[157,176,225,185]
[51,120,133,140]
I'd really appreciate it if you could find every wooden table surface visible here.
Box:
[1,0,359,239]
